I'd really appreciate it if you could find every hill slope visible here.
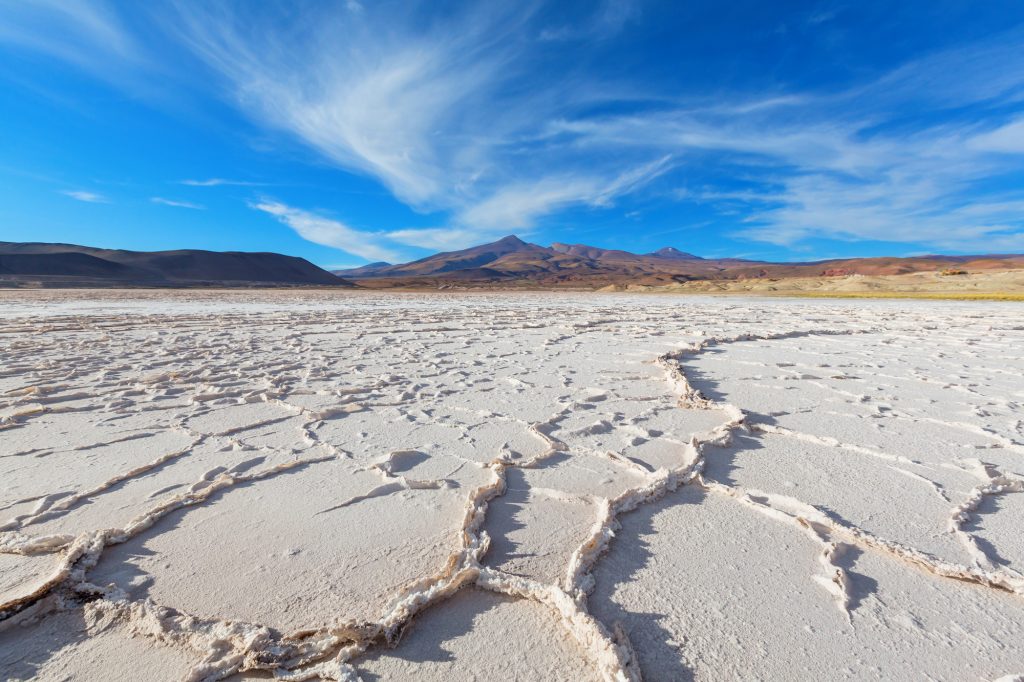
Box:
[0,242,354,288]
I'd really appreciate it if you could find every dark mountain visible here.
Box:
[0,242,354,288]
[334,236,1024,289]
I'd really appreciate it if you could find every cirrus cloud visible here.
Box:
[250,200,400,263]
[151,197,204,209]
[61,190,108,203]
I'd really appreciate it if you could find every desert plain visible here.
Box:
[1,289,1023,681]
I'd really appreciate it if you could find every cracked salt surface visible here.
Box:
[1,290,1023,681]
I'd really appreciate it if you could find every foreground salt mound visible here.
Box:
[967,491,1024,571]
[482,467,605,584]
[90,460,466,632]
[1,290,1023,681]
[356,589,600,679]
[0,607,194,680]
[704,431,973,563]
[591,487,1024,681]
[684,331,1024,570]
[0,553,59,608]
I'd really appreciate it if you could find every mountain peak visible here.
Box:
[495,235,526,245]
[649,246,701,260]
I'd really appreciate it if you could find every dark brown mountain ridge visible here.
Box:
[0,242,353,288]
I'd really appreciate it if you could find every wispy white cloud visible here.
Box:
[323,262,368,271]
[385,227,505,251]
[806,8,840,26]
[458,182,601,232]
[170,6,1021,251]
[159,2,674,246]
[61,190,108,203]
[539,0,640,42]
[457,156,671,231]
[734,175,1024,251]
[179,178,263,187]
[540,37,1024,251]
[250,200,400,262]
[0,0,140,75]
[167,3,521,210]
[151,197,204,209]
[968,117,1024,154]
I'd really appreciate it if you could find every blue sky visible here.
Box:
[1,1,1024,267]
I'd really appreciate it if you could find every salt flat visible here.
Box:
[1,290,1023,681]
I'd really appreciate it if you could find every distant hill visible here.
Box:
[0,242,354,288]
[332,261,392,277]
[334,235,1024,289]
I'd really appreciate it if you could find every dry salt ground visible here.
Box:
[1,289,1023,681]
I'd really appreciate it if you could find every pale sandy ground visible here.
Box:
[602,268,1024,298]
[1,289,1023,681]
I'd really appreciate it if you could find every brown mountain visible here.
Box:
[0,242,354,288]
[336,235,736,287]
[352,235,549,277]
[335,235,1024,289]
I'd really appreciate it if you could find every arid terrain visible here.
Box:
[1,290,1023,681]
[602,268,1024,299]
[4,239,1023,298]
[338,236,1024,295]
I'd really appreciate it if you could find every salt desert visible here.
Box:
[1,290,1023,681]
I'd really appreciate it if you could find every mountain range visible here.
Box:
[2,237,1022,290]
[334,235,1024,288]
[0,242,352,288]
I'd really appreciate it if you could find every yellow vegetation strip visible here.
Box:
[771,291,1024,301]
